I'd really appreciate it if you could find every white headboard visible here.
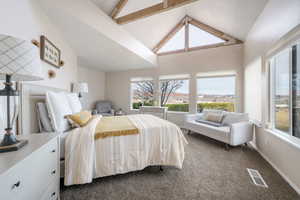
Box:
[19,83,68,135]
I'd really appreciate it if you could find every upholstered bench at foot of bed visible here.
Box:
[184,112,253,148]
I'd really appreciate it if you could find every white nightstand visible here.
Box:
[0,133,60,200]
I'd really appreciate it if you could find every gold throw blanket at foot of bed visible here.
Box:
[94,116,139,140]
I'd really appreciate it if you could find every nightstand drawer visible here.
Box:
[0,137,59,200]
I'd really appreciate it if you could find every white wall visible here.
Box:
[106,44,244,126]
[0,0,78,132]
[0,0,78,90]
[78,66,106,109]
[244,0,300,193]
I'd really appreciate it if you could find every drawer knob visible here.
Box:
[51,170,56,174]
[51,149,56,153]
[12,181,21,189]
[51,192,56,197]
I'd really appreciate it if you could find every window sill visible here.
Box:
[265,128,300,150]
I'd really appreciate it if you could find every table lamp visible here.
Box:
[72,82,88,98]
[0,34,43,153]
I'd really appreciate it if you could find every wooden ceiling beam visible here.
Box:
[110,0,128,19]
[115,0,199,25]
[184,17,189,51]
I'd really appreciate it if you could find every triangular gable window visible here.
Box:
[189,24,225,48]
[158,27,185,53]
[153,16,242,55]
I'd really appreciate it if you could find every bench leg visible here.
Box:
[241,142,248,151]
[159,166,164,171]
[187,130,191,135]
[225,144,230,151]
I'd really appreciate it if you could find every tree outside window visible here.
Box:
[159,79,189,112]
[131,77,189,112]
[131,81,155,109]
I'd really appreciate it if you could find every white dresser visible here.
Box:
[0,133,60,200]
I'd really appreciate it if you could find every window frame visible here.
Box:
[268,42,299,137]
[153,16,241,56]
[158,75,190,113]
[130,78,155,111]
[196,74,237,113]
[269,48,292,135]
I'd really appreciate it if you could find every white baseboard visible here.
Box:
[249,142,300,195]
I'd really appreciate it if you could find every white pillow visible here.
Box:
[65,93,82,114]
[46,91,73,132]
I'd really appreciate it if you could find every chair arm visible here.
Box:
[185,113,203,122]
[229,121,253,146]
[110,109,115,115]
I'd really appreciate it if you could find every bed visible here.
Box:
[19,83,188,186]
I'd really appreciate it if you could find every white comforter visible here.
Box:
[64,114,187,186]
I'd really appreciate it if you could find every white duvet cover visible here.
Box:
[64,114,188,186]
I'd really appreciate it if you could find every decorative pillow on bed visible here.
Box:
[65,93,82,114]
[46,91,73,132]
[66,111,92,127]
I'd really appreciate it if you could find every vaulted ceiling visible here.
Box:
[91,0,268,49]
[38,0,268,71]
[39,0,157,71]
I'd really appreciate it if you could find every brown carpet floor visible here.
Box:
[61,132,300,200]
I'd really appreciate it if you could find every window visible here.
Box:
[269,43,300,139]
[270,49,290,133]
[159,75,190,112]
[197,76,236,112]
[153,16,240,55]
[157,27,185,53]
[130,77,154,110]
[189,24,225,48]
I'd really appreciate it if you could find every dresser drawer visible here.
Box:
[41,180,59,200]
[0,137,59,200]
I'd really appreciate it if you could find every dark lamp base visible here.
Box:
[0,134,28,153]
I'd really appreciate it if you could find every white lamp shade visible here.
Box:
[0,34,43,81]
[73,82,88,93]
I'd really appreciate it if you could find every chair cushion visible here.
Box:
[96,101,112,113]
[195,119,222,127]
[101,113,114,117]
[222,112,249,126]
[186,120,230,143]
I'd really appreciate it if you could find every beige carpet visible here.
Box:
[61,132,300,200]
